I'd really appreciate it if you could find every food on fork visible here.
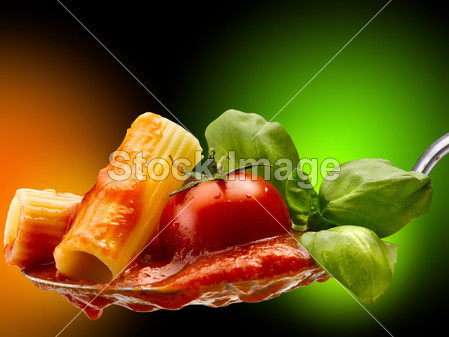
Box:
[3,110,434,319]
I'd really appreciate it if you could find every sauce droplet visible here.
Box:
[214,193,221,200]
[83,307,103,320]
[245,194,252,199]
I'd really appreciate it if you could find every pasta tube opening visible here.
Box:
[4,196,21,250]
[59,251,113,283]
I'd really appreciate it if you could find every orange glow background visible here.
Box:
[0,25,160,336]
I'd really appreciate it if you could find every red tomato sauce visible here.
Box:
[24,233,329,320]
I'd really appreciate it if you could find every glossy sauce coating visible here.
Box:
[26,233,329,319]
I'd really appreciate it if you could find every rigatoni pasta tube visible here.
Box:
[54,113,202,282]
[4,189,82,269]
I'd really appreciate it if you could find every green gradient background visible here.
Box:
[169,1,449,335]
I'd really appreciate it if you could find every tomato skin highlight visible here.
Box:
[159,172,292,258]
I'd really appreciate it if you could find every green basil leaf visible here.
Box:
[320,158,433,238]
[285,168,333,230]
[300,225,397,304]
[205,109,299,197]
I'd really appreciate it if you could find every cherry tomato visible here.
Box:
[159,171,292,258]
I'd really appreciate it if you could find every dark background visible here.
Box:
[1,1,449,336]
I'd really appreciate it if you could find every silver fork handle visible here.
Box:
[412,133,449,175]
